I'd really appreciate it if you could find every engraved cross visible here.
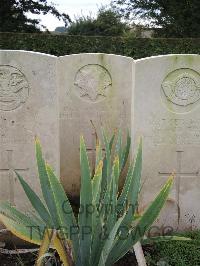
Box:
[86,146,105,162]
[0,150,29,204]
[159,151,199,223]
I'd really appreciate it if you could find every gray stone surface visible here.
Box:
[1,50,200,233]
[0,51,59,212]
[58,53,134,196]
[133,54,200,230]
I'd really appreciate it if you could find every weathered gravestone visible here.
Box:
[58,53,133,196]
[0,51,59,212]
[133,54,200,230]
[1,50,199,234]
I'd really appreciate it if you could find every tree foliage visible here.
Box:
[66,7,130,36]
[0,0,71,32]
[112,0,200,37]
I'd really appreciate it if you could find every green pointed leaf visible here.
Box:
[98,215,125,266]
[101,130,114,200]
[46,164,79,260]
[116,163,134,215]
[117,138,142,231]
[53,234,73,266]
[92,156,120,265]
[106,156,119,233]
[115,130,123,169]
[113,156,120,188]
[127,138,142,209]
[37,229,54,266]
[117,138,142,216]
[90,209,104,265]
[95,139,103,169]
[15,171,52,226]
[78,136,93,265]
[0,212,43,245]
[102,129,112,182]
[121,132,131,172]
[29,212,46,226]
[92,160,103,206]
[141,235,191,245]
[0,201,44,227]
[35,138,59,228]
[109,133,115,152]
[108,175,174,264]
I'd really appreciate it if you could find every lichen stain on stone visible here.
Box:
[171,54,195,67]
[98,53,106,66]
[98,54,115,105]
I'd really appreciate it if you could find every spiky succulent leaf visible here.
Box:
[141,235,191,245]
[78,136,93,265]
[117,138,142,216]
[15,171,52,226]
[107,175,174,265]
[46,164,79,260]
[0,202,44,227]
[98,215,125,266]
[120,131,131,172]
[0,212,43,245]
[35,138,59,228]
[36,229,54,266]
[102,129,112,182]
[53,235,73,266]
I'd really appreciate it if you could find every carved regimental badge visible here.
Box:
[0,66,29,111]
[162,68,200,107]
[74,64,112,102]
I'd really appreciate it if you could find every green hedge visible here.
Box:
[146,230,200,266]
[0,33,199,59]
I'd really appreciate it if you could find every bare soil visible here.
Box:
[0,250,137,266]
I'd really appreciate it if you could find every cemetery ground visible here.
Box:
[0,230,200,265]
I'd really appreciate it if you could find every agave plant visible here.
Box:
[0,130,174,266]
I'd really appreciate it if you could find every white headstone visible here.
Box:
[0,51,59,211]
[2,50,200,234]
[133,54,200,230]
[59,53,134,197]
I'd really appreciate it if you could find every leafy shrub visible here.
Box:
[146,230,200,266]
